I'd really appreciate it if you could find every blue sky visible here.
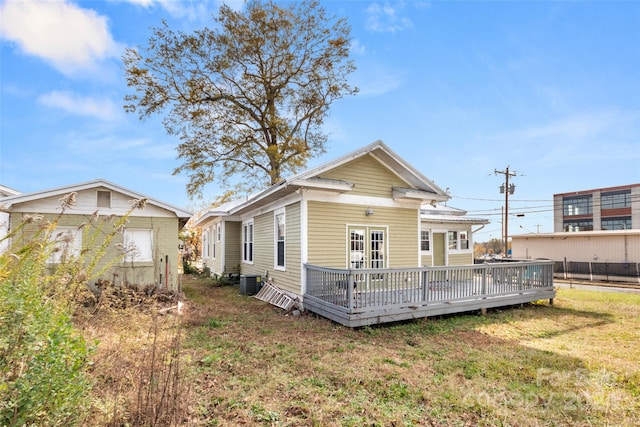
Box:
[1,0,639,241]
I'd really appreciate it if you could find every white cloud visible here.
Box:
[0,0,122,75]
[352,64,404,96]
[488,109,640,167]
[496,110,632,142]
[365,2,413,33]
[38,91,121,121]
[118,0,243,19]
[350,39,366,56]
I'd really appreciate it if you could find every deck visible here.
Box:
[304,261,556,327]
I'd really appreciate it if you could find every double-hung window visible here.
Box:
[242,220,253,263]
[460,231,469,250]
[448,231,458,250]
[275,210,285,269]
[212,225,217,259]
[202,230,209,258]
[420,230,430,251]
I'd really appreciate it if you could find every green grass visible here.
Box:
[92,278,640,426]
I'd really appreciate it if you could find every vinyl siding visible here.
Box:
[224,221,241,274]
[448,253,474,266]
[307,201,419,268]
[420,254,433,266]
[269,203,302,294]
[319,154,409,198]
[10,187,173,218]
[242,212,272,279]
[10,213,181,289]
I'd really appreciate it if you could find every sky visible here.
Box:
[1,0,639,242]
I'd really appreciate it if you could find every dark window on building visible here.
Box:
[563,220,593,232]
[601,217,631,230]
[601,190,631,209]
[563,196,592,216]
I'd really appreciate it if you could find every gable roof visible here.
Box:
[421,203,489,225]
[0,185,21,198]
[194,140,450,226]
[0,178,192,220]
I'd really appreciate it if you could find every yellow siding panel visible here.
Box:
[448,253,474,266]
[224,221,241,274]
[421,254,433,266]
[269,203,302,294]
[307,201,419,268]
[319,154,409,198]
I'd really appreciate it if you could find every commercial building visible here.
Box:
[553,183,640,232]
[512,184,640,283]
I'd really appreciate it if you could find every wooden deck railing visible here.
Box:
[305,261,554,311]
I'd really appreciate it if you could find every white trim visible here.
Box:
[306,191,418,209]
[123,228,154,262]
[345,224,389,270]
[242,219,254,265]
[274,208,286,271]
[1,179,191,218]
[238,191,301,222]
[202,230,210,259]
[300,192,308,295]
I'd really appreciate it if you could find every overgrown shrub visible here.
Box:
[0,221,92,425]
[0,193,149,426]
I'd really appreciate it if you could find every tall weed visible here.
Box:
[0,193,148,426]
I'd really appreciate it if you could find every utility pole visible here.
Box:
[495,166,516,257]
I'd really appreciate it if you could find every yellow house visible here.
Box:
[194,141,488,296]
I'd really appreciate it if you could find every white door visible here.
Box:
[348,226,387,289]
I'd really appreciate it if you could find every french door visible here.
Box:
[348,226,387,288]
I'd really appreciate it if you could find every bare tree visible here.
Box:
[124,0,358,197]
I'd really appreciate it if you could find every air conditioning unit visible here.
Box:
[240,274,262,296]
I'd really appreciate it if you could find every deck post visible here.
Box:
[347,270,354,311]
[482,267,487,299]
[422,269,429,303]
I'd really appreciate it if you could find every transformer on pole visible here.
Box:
[495,166,516,256]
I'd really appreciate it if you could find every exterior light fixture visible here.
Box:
[365,208,374,216]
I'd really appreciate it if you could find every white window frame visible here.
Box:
[213,223,220,259]
[48,226,82,264]
[448,231,458,250]
[242,219,254,264]
[274,209,285,271]
[420,229,431,253]
[447,229,472,253]
[460,230,469,250]
[202,230,209,258]
[123,228,153,263]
